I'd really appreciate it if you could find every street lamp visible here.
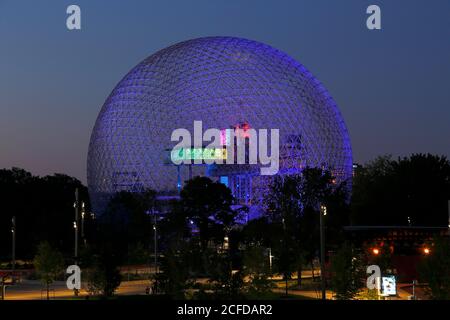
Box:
[81,202,85,237]
[73,221,78,266]
[268,248,274,275]
[319,204,327,300]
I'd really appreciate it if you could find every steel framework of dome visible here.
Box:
[87,36,353,213]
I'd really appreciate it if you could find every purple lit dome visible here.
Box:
[87,37,352,213]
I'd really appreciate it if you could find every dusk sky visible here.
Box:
[1,0,449,184]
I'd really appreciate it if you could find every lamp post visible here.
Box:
[268,247,274,275]
[150,209,158,294]
[11,216,16,274]
[154,211,158,274]
[74,188,79,264]
[73,221,77,254]
[81,202,85,245]
[319,204,327,300]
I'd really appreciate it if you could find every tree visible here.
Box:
[207,250,244,299]
[97,190,155,263]
[33,242,65,300]
[181,177,237,252]
[275,236,299,295]
[156,241,197,299]
[159,202,191,250]
[364,242,393,273]
[418,237,450,300]
[242,246,273,297]
[85,250,122,297]
[264,174,304,289]
[352,154,450,226]
[264,168,348,288]
[329,243,365,300]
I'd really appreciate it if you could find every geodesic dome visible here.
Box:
[87,36,352,213]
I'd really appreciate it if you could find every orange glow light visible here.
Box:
[372,248,380,255]
[423,248,430,255]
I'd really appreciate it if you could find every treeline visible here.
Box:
[352,153,450,226]
[0,153,449,298]
[0,168,90,260]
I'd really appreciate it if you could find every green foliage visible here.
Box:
[418,236,450,300]
[33,242,65,285]
[85,251,122,297]
[181,177,238,251]
[207,251,244,299]
[264,168,349,289]
[156,244,195,299]
[359,288,380,300]
[330,243,365,300]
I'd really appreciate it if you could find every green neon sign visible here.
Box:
[171,147,227,162]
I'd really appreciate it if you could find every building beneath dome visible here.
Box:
[87,36,353,214]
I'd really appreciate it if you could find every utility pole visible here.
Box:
[154,211,157,277]
[81,201,85,245]
[153,209,158,294]
[320,204,327,300]
[11,216,16,274]
[73,189,80,297]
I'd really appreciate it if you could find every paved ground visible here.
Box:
[3,279,151,300]
[2,272,427,300]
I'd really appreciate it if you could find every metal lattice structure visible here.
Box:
[87,37,352,213]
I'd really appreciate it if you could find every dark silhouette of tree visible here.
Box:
[33,242,65,300]
[418,236,450,300]
[159,202,191,250]
[96,190,154,263]
[180,177,237,252]
[352,154,450,226]
[264,174,304,289]
[329,243,365,300]
[263,168,349,288]
[242,245,274,297]
[85,249,122,297]
[0,168,90,259]
[155,241,197,299]
[207,250,244,299]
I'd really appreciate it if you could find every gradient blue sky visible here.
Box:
[1,0,449,184]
